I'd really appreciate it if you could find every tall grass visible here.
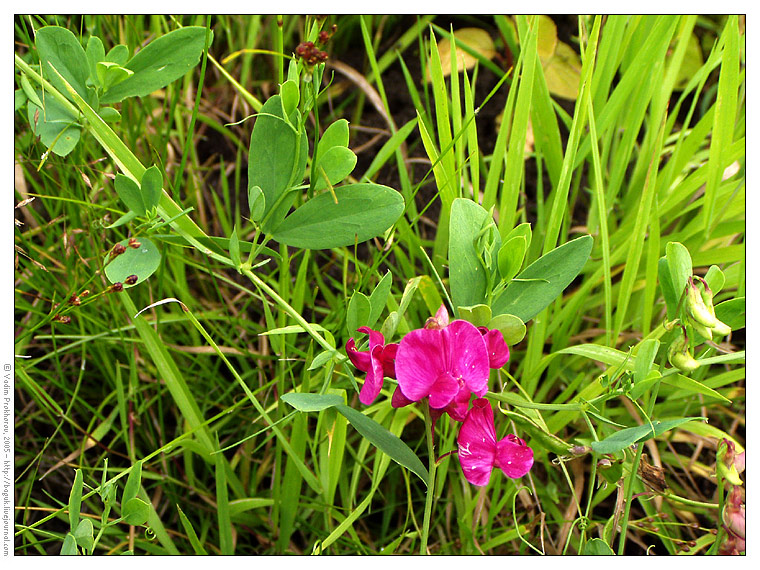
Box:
[13,14,744,555]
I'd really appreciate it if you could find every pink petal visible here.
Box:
[482,329,510,369]
[428,372,460,409]
[457,398,497,486]
[443,385,472,422]
[357,326,385,350]
[345,338,371,371]
[381,343,398,378]
[358,345,385,405]
[391,385,413,408]
[495,434,534,478]
[444,320,490,396]
[396,327,446,402]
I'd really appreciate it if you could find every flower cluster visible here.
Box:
[345,304,533,486]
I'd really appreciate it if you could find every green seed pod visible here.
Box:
[690,318,713,341]
[668,335,700,374]
[685,280,717,328]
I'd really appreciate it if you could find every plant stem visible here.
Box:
[616,378,662,554]
[420,405,437,554]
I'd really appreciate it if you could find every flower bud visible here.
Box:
[124,274,138,286]
[717,439,744,486]
[110,243,127,258]
[721,485,745,547]
[109,282,124,293]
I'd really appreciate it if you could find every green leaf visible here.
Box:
[715,297,744,330]
[85,36,105,88]
[61,533,78,555]
[248,95,308,233]
[122,497,150,526]
[308,349,337,371]
[97,61,134,90]
[491,235,593,322]
[449,198,495,310]
[280,79,299,117]
[497,235,527,282]
[114,173,146,216]
[583,538,615,555]
[73,518,94,552]
[176,504,208,555]
[658,256,679,321]
[271,183,404,249]
[487,314,526,345]
[36,26,91,102]
[662,373,731,403]
[281,392,345,412]
[346,291,371,337]
[315,119,350,167]
[367,271,392,329]
[122,461,143,507]
[26,93,81,157]
[100,27,212,103]
[666,241,692,303]
[312,146,357,191]
[106,44,129,66]
[104,237,161,286]
[704,265,725,295]
[628,370,662,401]
[140,165,163,212]
[590,417,705,454]
[229,225,241,267]
[457,304,492,327]
[335,404,428,485]
[634,339,660,385]
[247,185,265,222]
[280,394,428,484]
[68,469,83,533]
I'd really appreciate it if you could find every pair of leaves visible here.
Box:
[28,26,209,157]
[249,94,401,249]
[449,198,593,325]
[346,271,393,336]
[280,393,428,485]
[115,165,163,218]
[590,417,705,454]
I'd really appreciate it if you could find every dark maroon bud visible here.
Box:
[318,50,328,61]
[111,243,127,257]
[53,315,71,324]
[128,237,141,249]
[69,294,81,306]
[110,282,124,293]
[318,31,329,44]
[124,275,138,286]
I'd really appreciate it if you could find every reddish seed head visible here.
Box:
[54,315,71,324]
[318,31,329,44]
[128,237,141,249]
[69,295,81,306]
[111,243,127,257]
[125,275,138,285]
[110,282,124,293]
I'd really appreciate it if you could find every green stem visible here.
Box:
[616,378,662,554]
[420,405,437,555]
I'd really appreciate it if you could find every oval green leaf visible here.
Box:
[491,235,593,322]
[312,146,357,191]
[104,237,161,286]
[272,183,404,249]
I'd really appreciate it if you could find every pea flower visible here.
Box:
[457,398,533,486]
[395,319,490,410]
[478,326,510,369]
[346,327,398,405]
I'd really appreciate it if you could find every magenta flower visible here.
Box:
[478,327,510,369]
[457,398,533,486]
[395,319,490,410]
[346,327,398,405]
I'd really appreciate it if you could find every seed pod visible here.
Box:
[109,282,124,293]
[685,279,717,328]
[668,333,700,374]
[124,274,138,286]
[110,243,127,258]
[128,237,141,249]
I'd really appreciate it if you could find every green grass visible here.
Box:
[14,14,744,555]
